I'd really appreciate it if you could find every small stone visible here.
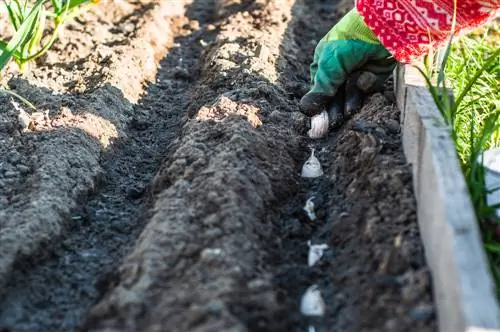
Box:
[206,300,224,317]
[96,45,113,60]
[30,111,45,124]
[205,228,223,240]
[401,269,431,302]
[185,306,206,327]
[60,106,72,117]
[122,22,135,33]
[409,304,435,321]
[386,119,400,133]
[7,152,21,164]
[17,109,31,131]
[4,178,17,185]
[353,120,377,133]
[373,275,404,286]
[127,185,145,199]
[247,279,269,290]
[374,127,386,137]
[200,248,223,262]
[268,110,287,123]
[189,20,200,31]
[384,319,399,331]
[129,117,149,130]
[4,170,18,178]
[384,91,396,103]
[0,195,9,206]
[291,111,308,133]
[16,164,30,174]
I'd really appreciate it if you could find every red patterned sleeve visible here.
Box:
[356,0,500,63]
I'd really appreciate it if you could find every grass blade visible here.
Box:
[4,0,21,30]
[454,49,500,109]
[50,0,60,13]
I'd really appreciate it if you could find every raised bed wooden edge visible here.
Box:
[394,64,500,332]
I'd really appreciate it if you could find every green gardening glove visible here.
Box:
[300,8,396,121]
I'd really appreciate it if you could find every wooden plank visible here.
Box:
[395,64,500,332]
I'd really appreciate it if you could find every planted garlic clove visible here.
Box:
[308,110,329,139]
[307,240,329,267]
[303,198,317,221]
[301,149,323,178]
[300,284,326,317]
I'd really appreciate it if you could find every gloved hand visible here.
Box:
[300,8,397,126]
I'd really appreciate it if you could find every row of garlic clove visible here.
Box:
[301,132,328,328]
[301,242,328,321]
[301,197,328,325]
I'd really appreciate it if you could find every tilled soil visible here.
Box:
[0,0,436,331]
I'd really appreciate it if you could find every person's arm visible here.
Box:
[300,0,499,125]
[299,8,395,119]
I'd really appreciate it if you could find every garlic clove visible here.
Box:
[307,240,329,267]
[301,149,323,178]
[303,198,317,221]
[308,110,329,139]
[300,284,326,317]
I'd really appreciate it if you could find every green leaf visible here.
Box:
[28,6,46,55]
[4,0,22,30]
[0,0,46,70]
[485,243,500,254]
[50,0,61,13]
[0,40,22,59]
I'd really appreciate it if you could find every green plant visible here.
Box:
[0,0,45,108]
[0,0,98,72]
[415,9,500,295]
[0,0,46,72]
[0,0,99,108]
[446,25,500,162]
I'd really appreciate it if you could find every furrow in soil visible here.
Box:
[0,0,438,331]
[0,1,213,331]
[271,1,437,331]
[83,0,304,331]
[83,0,436,331]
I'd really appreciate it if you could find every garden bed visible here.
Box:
[0,1,436,331]
[395,64,500,332]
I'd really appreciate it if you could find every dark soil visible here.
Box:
[0,0,436,331]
